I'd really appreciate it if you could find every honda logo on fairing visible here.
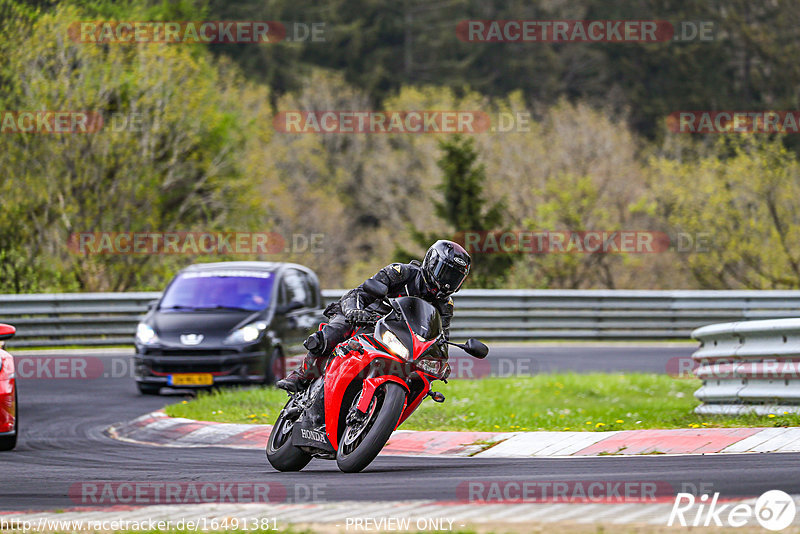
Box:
[180,334,204,345]
[301,428,326,442]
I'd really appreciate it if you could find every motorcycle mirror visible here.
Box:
[447,338,489,359]
[363,278,389,299]
[464,338,489,359]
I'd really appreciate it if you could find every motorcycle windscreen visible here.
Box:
[391,297,442,341]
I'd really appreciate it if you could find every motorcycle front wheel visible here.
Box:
[336,382,406,473]
[266,401,312,472]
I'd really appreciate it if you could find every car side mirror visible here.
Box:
[147,299,159,311]
[0,323,16,341]
[363,278,388,299]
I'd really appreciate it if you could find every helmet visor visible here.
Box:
[429,256,468,292]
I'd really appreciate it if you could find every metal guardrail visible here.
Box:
[692,319,800,415]
[2,290,800,347]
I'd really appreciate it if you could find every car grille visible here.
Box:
[152,349,240,357]
[150,361,242,374]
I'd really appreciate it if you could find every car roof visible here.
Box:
[179,261,315,277]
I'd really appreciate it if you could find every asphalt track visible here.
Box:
[2,346,798,512]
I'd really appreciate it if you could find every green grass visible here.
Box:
[163,373,800,432]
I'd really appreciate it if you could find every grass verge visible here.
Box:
[163,373,800,432]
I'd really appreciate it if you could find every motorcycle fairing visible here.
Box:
[291,377,335,453]
[323,335,410,450]
[398,373,430,426]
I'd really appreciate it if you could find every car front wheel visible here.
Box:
[137,383,161,396]
[263,347,285,385]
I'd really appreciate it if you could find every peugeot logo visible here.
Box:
[454,257,467,266]
[180,333,204,345]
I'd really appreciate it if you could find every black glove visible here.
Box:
[346,309,376,326]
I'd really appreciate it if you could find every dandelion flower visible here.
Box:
[615,419,624,424]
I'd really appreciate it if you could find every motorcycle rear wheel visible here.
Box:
[336,382,406,473]
[266,402,312,472]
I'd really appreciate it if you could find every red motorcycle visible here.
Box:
[266,280,488,473]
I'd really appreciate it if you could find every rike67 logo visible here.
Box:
[668,490,796,531]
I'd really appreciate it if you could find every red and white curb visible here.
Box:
[105,411,506,456]
[3,497,800,530]
[106,411,800,457]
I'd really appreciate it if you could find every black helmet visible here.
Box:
[422,240,471,295]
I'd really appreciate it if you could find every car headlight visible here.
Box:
[381,330,409,359]
[136,323,159,345]
[224,322,267,345]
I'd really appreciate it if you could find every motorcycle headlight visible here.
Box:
[381,330,409,359]
[224,322,267,345]
[136,323,159,345]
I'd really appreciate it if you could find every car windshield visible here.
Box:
[393,297,442,341]
[159,270,274,312]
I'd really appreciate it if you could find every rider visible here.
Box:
[276,240,471,392]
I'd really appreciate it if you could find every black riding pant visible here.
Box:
[300,314,354,378]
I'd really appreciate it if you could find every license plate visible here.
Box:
[168,373,213,386]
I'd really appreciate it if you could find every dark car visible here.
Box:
[134,261,324,395]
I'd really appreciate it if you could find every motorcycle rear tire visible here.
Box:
[336,382,406,473]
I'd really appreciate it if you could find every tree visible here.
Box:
[0,4,266,291]
[396,135,513,288]
[647,136,800,289]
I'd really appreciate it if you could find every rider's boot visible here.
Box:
[277,330,328,392]
[276,352,318,392]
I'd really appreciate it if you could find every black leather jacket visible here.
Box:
[325,261,455,338]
